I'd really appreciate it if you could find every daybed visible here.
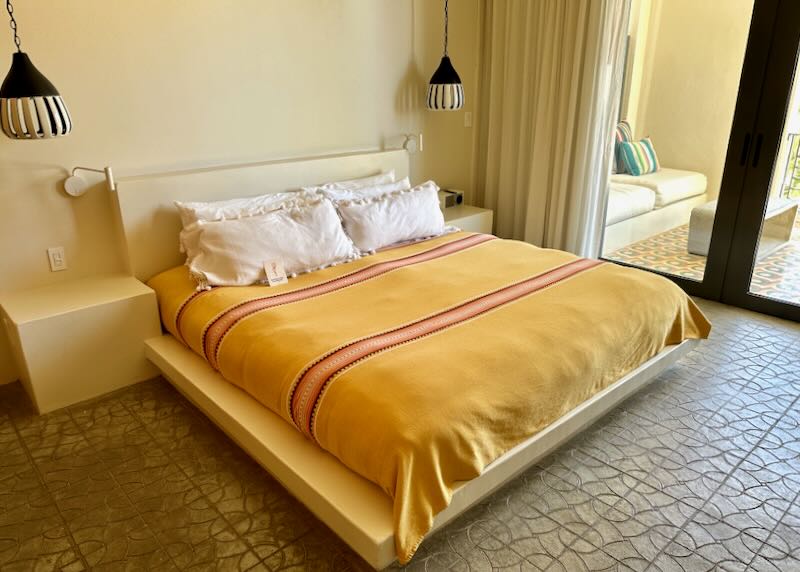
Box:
[603,167,708,254]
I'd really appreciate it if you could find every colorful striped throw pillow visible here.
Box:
[614,120,633,173]
[620,137,660,176]
[615,120,633,143]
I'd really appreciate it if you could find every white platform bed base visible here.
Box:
[146,334,697,570]
[110,149,700,570]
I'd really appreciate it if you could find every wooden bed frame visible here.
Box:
[111,149,699,570]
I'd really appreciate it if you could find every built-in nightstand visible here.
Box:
[443,204,494,234]
[0,274,161,413]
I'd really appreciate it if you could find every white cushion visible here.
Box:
[605,183,656,225]
[335,181,445,252]
[301,170,395,194]
[187,200,360,288]
[611,168,707,208]
[317,177,411,201]
[688,200,716,256]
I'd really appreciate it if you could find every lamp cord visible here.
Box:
[443,0,449,56]
[5,0,21,52]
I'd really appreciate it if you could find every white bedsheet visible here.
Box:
[611,168,707,208]
[606,183,656,226]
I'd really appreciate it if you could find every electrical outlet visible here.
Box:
[464,112,473,128]
[47,247,67,272]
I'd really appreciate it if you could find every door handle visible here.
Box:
[752,133,763,167]
[739,133,752,166]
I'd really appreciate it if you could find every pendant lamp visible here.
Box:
[0,0,71,139]
[426,0,464,111]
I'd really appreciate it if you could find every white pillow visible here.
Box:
[301,170,395,194]
[175,191,316,256]
[318,177,411,202]
[174,190,312,227]
[187,199,360,288]
[335,181,445,253]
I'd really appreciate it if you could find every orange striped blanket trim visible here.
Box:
[289,257,604,440]
[174,291,207,345]
[199,233,496,370]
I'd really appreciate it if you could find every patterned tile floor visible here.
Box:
[606,222,800,306]
[1,298,799,571]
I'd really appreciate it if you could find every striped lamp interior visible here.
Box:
[426,83,464,111]
[0,95,71,139]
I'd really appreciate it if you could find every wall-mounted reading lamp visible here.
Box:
[63,166,116,197]
[402,133,423,154]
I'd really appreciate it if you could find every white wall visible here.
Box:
[414,0,480,201]
[620,0,652,130]
[0,0,436,384]
[631,0,754,199]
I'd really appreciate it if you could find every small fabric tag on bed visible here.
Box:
[264,259,288,286]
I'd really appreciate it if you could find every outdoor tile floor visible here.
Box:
[0,298,799,571]
[606,221,800,306]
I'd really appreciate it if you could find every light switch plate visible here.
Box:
[464,112,473,128]
[47,247,67,272]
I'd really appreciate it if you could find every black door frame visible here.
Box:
[719,0,800,321]
[690,0,779,301]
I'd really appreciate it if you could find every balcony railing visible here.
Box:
[780,133,800,199]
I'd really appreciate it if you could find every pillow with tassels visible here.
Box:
[334,181,446,253]
[186,199,360,289]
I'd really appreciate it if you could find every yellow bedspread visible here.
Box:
[149,232,710,563]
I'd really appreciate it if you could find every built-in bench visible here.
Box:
[603,168,708,255]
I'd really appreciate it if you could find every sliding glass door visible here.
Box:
[718,0,800,320]
[601,0,759,296]
[602,0,800,322]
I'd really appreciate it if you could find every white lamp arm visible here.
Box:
[64,166,115,196]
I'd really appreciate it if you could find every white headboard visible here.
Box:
[112,149,409,281]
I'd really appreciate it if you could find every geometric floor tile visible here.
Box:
[0,298,798,571]
[606,221,800,306]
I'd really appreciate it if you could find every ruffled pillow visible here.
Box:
[175,191,314,256]
[187,199,360,289]
[301,170,395,194]
[334,181,446,253]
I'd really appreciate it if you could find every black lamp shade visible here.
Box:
[426,56,464,111]
[0,52,72,139]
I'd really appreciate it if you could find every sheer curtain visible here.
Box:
[473,0,630,257]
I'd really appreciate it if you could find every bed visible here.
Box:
[112,149,710,569]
